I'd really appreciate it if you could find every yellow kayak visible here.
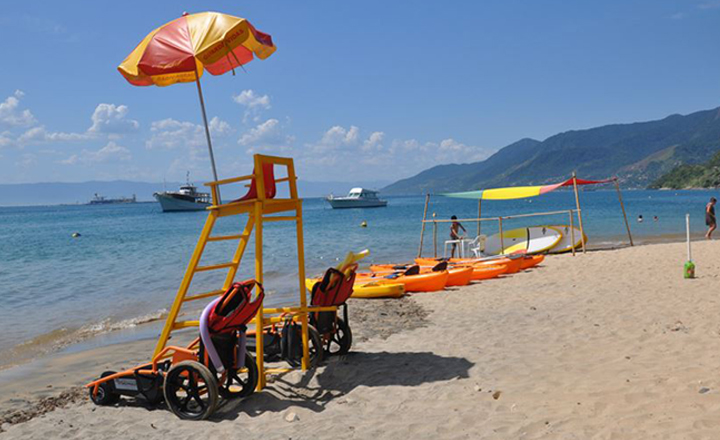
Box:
[306,278,405,299]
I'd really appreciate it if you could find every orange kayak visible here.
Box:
[356,270,449,292]
[520,254,544,270]
[415,256,523,274]
[468,264,506,280]
[370,265,474,287]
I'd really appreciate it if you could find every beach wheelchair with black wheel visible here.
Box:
[245,264,357,365]
[308,265,357,356]
[86,280,263,420]
[245,316,325,368]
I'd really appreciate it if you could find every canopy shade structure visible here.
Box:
[441,177,615,201]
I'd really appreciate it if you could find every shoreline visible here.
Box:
[0,230,702,372]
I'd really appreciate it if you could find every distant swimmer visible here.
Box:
[637,215,643,223]
[653,216,658,222]
[706,197,717,240]
[72,232,81,238]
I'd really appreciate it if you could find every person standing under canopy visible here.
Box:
[450,215,466,258]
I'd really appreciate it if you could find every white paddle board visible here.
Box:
[547,225,587,253]
[485,226,563,255]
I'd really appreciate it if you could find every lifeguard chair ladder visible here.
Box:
[153,154,337,390]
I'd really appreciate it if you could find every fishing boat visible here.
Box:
[154,174,211,212]
[325,188,388,209]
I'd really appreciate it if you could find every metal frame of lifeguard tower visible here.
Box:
[153,154,337,389]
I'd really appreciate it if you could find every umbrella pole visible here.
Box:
[194,71,221,203]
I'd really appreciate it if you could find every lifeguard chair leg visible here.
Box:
[295,200,311,370]
[253,200,266,390]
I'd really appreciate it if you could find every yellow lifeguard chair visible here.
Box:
[153,154,336,389]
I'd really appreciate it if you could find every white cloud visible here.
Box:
[88,104,139,135]
[0,131,12,148]
[61,141,131,165]
[0,90,36,127]
[238,118,294,148]
[361,131,385,152]
[18,126,90,145]
[233,90,271,110]
[670,12,687,20]
[146,117,231,150]
[209,117,232,137]
[14,102,139,147]
[298,124,493,181]
[233,90,271,123]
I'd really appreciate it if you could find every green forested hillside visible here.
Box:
[650,151,720,189]
[383,107,720,194]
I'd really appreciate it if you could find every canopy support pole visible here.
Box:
[194,70,221,203]
[498,217,505,255]
[477,200,482,237]
[432,213,438,258]
[418,194,430,258]
[569,210,576,257]
[614,178,633,246]
[571,172,587,253]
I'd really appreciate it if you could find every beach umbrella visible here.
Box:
[118,11,276,188]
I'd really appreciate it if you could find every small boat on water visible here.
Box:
[326,188,388,209]
[87,193,136,205]
[154,174,211,212]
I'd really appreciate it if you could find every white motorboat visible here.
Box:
[154,175,211,212]
[326,188,388,209]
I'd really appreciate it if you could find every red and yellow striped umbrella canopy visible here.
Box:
[119,11,276,87]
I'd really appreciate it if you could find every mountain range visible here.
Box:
[383,106,720,194]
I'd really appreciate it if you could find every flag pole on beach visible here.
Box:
[684,213,695,279]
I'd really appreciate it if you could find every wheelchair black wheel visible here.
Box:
[164,361,218,420]
[219,353,258,399]
[89,371,121,406]
[285,324,323,368]
[325,317,352,356]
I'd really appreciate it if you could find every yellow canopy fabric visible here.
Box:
[442,178,614,200]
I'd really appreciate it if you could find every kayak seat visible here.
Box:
[403,265,421,276]
[431,261,448,272]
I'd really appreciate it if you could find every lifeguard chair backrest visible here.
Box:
[311,267,356,307]
[236,163,276,201]
[208,280,264,334]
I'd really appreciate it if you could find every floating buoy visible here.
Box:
[72,232,81,238]
[360,221,367,228]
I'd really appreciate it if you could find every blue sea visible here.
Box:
[0,189,717,365]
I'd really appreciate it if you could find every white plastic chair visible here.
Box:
[466,235,487,258]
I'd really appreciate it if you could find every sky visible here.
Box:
[1,0,720,184]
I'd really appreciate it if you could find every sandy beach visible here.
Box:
[3,240,720,439]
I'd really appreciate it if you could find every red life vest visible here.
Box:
[208,280,264,334]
